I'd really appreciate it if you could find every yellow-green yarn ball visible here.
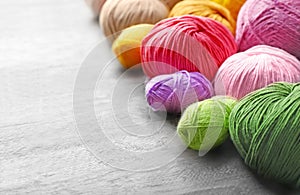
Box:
[177,96,238,151]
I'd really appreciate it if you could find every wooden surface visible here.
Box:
[0,0,299,194]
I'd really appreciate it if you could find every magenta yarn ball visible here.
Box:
[141,15,237,81]
[236,0,300,59]
[145,70,214,113]
[214,45,300,99]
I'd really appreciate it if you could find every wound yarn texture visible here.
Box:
[141,15,237,80]
[145,70,214,113]
[169,0,236,34]
[236,0,300,59]
[210,0,245,20]
[214,45,300,99]
[177,96,238,151]
[229,82,300,188]
[100,0,169,40]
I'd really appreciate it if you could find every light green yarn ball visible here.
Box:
[177,96,238,151]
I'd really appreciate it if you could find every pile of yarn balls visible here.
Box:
[85,0,300,188]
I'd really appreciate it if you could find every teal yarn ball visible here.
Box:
[177,96,238,151]
[229,82,300,188]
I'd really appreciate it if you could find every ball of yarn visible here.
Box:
[177,96,238,151]
[236,0,300,59]
[145,70,214,113]
[100,0,169,40]
[141,15,237,80]
[85,0,106,16]
[229,82,300,187]
[112,24,154,69]
[160,0,182,9]
[210,0,245,20]
[169,0,236,34]
[214,45,300,99]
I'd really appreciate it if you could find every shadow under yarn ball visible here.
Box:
[229,82,300,188]
[100,0,169,40]
[169,0,236,35]
[141,15,237,80]
[145,71,214,114]
[214,45,300,99]
[177,96,238,152]
[236,0,300,59]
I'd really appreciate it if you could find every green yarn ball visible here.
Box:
[177,96,238,151]
[229,82,300,188]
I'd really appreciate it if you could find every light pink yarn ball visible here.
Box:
[214,45,300,99]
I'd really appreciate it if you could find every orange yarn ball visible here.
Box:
[112,24,154,69]
[169,0,236,34]
[210,0,245,20]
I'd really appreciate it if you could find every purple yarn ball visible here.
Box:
[236,0,300,59]
[145,70,214,113]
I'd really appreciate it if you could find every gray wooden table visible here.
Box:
[0,0,299,194]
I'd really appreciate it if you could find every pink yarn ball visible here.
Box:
[141,15,237,81]
[214,45,300,99]
[236,0,300,59]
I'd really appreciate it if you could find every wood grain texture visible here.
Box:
[0,0,299,194]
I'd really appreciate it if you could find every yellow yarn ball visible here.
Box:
[169,0,236,34]
[100,0,169,40]
[210,0,245,20]
[112,24,154,69]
